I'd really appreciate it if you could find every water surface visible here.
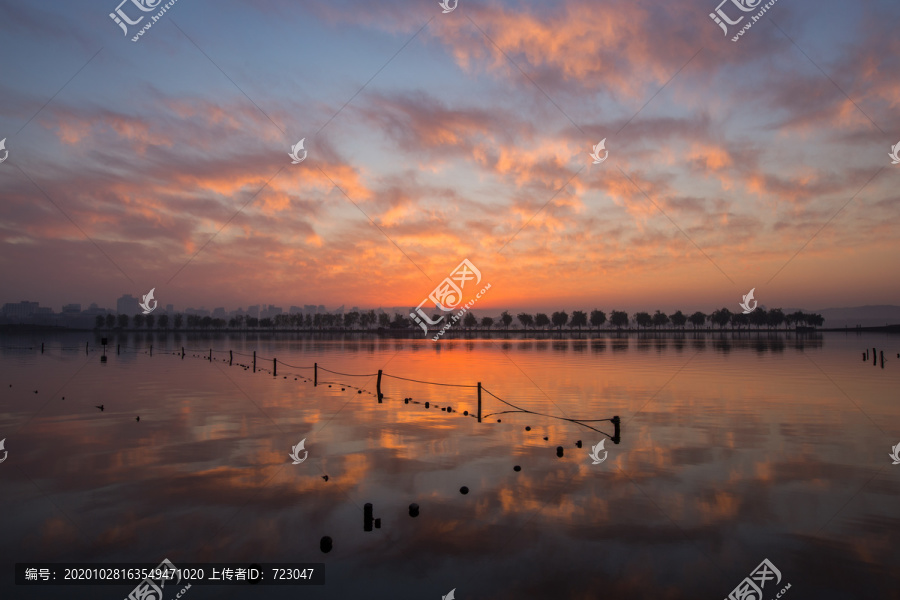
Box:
[1,331,898,599]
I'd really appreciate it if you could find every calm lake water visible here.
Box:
[1,331,899,599]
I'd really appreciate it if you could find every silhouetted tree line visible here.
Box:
[95,307,824,331]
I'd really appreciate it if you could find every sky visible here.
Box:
[1,0,899,314]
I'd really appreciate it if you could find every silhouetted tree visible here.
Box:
[688,311,706,329]
[749,309,767,330]
[388,313,404,328]
[481,316,494,329]
[157,314,168,330]
[246,317,259,328]
[145,314,155,329]
[201,316,213,329]
[570,311,588,330]
[105,313,116,329]
[95,315,104,329]
[710,308,732,329]
[345,311,360,329]
[590,309,607,330]
[634,312,652,329]
[173,313,182,329]
[651,310,669,330]
[212,318,226,329]
[730,312,748,329]
[500,311,513,329]
[610,310,629,329]
[133,314,145,328]
[378,312,390,328]
[117,314,129,329]
[304,314,313,329]
[551,311,569,330]
[669,310,686,329]
[464,312,478,329]
[767,308,785,330]
[810,313,824,329]
[259,317,273,329]
[535,313,550,329]
[517,313,534,330]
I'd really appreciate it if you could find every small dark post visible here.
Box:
[253,351,256,373]
[363,503,374,532]
[880,350,884,368]
[273,358,277,377]
[181,346,184,358]
[314,362,317,386]
[230,350,233,366]
[862,352,866,361]
[86,342,89,354]
[41,343,44,354]
[611,416,621,444]
[477,382,482,423]
[150,345,152,357]
[377,370,383,403]
[118,344,121,355]
[873,349,877,366]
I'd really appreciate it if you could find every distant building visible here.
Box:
[304,305,317,313]
[212,307,226,318]
[248,305,260,318]
[117,294,141,315]
[290,306,302,314]
[62,303,81,314]
[83,303,106,315]
[2,301,40,318]
[165,304,174,314]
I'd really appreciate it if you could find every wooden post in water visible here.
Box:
[880,350,884,368]
[41,343,44,354]
[229,350,233,366]
[86,342,89,354]
[873,348,877,366]
[209,349,212,362]
[477,382,482,423]
[150,345,152,357]
[314,362,317,386]
[612,416,621,444]
[118,344,121,355]
[273,358,277,377]
[181,346,184,358]
[377,370,383,403]
[253,351,256,373]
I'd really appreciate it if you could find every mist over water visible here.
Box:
[1,331,898,599]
